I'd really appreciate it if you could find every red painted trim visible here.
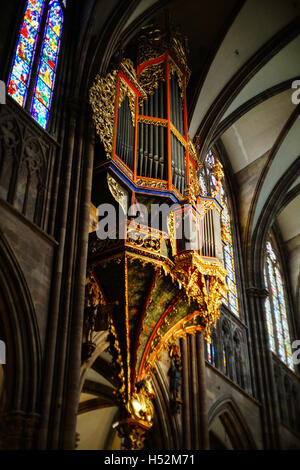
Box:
[137,52,167,74]
[144,318,203,375]
[168,50,187,76]
[119,70,142,96]
[138,115,168,124]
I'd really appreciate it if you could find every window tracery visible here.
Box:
[7,0,66,129]
[264,239,294,369]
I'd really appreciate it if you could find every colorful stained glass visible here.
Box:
[205,151,215,168]
[264,240,293,370]
[201,151,239,316]
[265,297,275,352]
[31,0,64,129]
[8,0,45,106]
[45,25,60,52]
[31,96,48,128]
[207,343,212,363]
[221,200,239,315]
[199,174,207,196]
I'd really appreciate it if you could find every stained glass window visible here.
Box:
[264,240,293,369]
[220,189,239,316]
[7,0,65,129]
[199,151,239,316]
[31,1,64,128]
[8,0,46,107]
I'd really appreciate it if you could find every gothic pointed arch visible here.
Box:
[208,396,256,449]
[0,231,42,448]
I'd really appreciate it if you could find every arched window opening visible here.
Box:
[199,151,239,316]
[264,239,294,369]
[7,0,66,129]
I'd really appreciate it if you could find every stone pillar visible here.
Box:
[196,332,209,449]
[0,411,40,450]
[181,337,191,449]
[246,286,281,449]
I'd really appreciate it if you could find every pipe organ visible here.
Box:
[87,25,228,449]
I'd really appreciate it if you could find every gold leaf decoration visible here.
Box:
[138,62,165,97]
[89,69,118,158]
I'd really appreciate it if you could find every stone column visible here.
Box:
[181,337,191,449]
[196,332,210,449]
[246,286,281,449]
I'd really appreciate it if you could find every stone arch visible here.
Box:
[208,396,256,449]
[0,231,42,448]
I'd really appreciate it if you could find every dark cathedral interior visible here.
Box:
[0,0,299,452]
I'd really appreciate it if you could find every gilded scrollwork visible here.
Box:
[110,320,126,402]
[169,59,185,99]
[127,230,161,253]
[184,183,197,206]
[137,24,166,65]
[197,197,222,216]
[138,116,168,127]
[168,251,228,335]
[107,173,128,214]
[136,178,168,189]
[138,62,165,97]
[89,69,118,158]
[167,212,176,257]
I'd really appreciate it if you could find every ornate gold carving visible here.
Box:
[169,59,185,99]
[138,116,168,127]
[185,183,197,206]
[137,25,166,65]
[221,221,231,245]
[138,62,165,97]
[89,69,118,158]
[198,197,222,216]
[136,177,168,190]
[169,252,228,336]
[170,27,190,77]
[211,159,224,199]
[120,59,137,83]
[127,378,155,426]
[107,173,128,214]
[83,269,108,360]
[127,224,161,254]
[167,212,176,257]
[137,24,190,78]
[110,320,126,402]
[117,377,155,449]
